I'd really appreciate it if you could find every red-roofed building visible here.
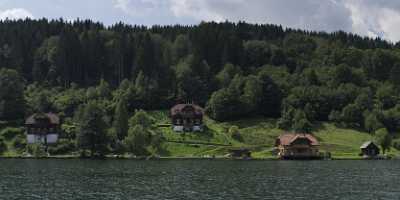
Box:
[275,133,320,159]
[25,113,60,144]
[170,103,204,132]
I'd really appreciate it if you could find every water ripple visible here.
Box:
[0,160,399,199]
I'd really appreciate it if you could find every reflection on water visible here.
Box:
[0,159,399,199]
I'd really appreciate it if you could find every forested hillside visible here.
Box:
[0,19,400,156]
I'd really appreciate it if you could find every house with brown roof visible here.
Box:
[25,113,60,144]
[170,103,204,132]
[275,133,320,159]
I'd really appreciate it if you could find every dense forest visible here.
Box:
[0,18,400,156]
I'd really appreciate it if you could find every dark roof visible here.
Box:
[360,141,378,149]
[170,104,204,116]
[277,133,319,146]
[25,113,60,125]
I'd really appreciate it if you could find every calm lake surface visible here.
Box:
[0,159,399,200]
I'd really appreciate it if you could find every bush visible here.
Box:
[0,137,7,154]
[229,126,243,142]
[393,139,400,150]
[26,144,47,157]
[1,127,23,140]
[48,139,76,155]
[12,134,26,150]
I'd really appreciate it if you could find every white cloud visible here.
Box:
[169,0,353,32]
[170,0,237,22]
[344,0,400,42]
[112,0,400,42]
[379,8,400,42]
[113,0,167,17]
[0,8,34,20]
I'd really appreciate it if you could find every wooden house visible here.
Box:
[25,113,60,145]
[360,141,380,157]
[170,103,204,132]
[275,133,320,159]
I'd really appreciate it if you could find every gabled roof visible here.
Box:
[277,133,319,146]
[360,141,378,149]
[170,104,204,116]
[25,113,60,125]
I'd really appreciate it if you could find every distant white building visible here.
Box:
[25,113,60,144]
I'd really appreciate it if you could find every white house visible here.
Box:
[25,113,60,144]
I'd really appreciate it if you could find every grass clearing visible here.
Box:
[149,111,400,158]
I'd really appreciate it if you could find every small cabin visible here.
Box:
[228,148,252,159]
[170,103,204,132]
[25,113,60,144]
[360,141,380,157]
[275,133,320,159]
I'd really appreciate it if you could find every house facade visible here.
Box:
[275,133,320,159]
[360,141,380,157]
[25,113,60,144]
[170,103,204,132]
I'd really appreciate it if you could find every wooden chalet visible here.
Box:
[360,141,380,158]
[275,133,321,159]
[25,113,60,145]
[170,103,204,132]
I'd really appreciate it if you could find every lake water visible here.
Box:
[0,159,399,200]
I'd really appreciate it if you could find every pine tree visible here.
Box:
[375,128,392,155]
[113,97,129,140]
[0,68,25,120]
[293,109,312,133]
[77,101,108,157]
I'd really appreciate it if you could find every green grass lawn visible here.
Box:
[150,110,400,159]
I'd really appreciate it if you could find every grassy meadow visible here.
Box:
[150,110,400,159]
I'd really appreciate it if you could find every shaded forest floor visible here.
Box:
[150,111,400,159]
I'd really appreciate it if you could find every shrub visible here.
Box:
[12,134,26,150]
[26,144,47,157]
[393,139,400,150]
[0,127,23,140]
[48,139,76,155]
[0,137,7,154]
[229,126,243,142]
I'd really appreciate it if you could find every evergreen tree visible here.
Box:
[293,109,312,133]
[375,128,392,155]
[77,101,108,157]
[0,68,25,120]
[129,109,154,129]
[364,112,383,134]
[257,70,282,117]
[32,91,52,113]
[113,97,129,141]
[123,110,164,156]
[123,124,149,156]
[216,63,242,88]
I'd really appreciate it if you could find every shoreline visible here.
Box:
[0,155,395,160]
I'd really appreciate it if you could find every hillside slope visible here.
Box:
[150,111,399,158]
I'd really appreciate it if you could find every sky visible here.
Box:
[0,0,400,42]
